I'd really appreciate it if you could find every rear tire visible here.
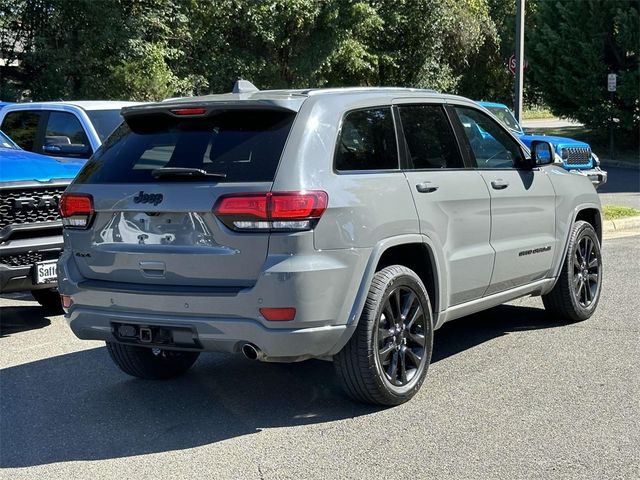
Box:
[106,342,200,379]
[31,288,63,315]
[334,265,433,406]
[542,220,602,322]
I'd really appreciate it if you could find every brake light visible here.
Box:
[214,191,328,231]
[59,193,94,229]
[171,107,207,116]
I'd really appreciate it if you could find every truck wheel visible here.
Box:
[334,265,433,406]
[31,288,63,315]
[106,342,200,380]
[543,220,602,322]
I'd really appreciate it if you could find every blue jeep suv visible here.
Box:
[477,101,607,188]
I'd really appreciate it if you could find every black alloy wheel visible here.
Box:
[542,220,602,322]
[375,286,428,388]
[334,265,433,406]
[573,235,600,308]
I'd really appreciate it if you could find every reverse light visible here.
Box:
[59,193,94,229]
[214,191,328,232]
[260,308,296,321]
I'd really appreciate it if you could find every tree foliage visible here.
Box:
[1,0,503,100]
[529,0,639,138]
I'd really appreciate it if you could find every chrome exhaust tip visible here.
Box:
[241,343,262,361]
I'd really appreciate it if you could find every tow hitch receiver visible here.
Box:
[139,327,152,343]
[112,322,201,349]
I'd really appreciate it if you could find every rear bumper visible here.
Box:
[66,307,348,362]
[58,247,369,361]
[568,167,607,188]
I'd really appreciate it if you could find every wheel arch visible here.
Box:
[550,203,602,283]
[328,234,446,356]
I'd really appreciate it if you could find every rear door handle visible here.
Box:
[490,179,509,190]
[416,182,439,193]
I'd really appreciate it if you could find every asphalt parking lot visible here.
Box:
[1,234,639,480]
[598,166,640,210]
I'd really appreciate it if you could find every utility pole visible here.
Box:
[514,0,525,124]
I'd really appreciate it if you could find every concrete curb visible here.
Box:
[602,215,640,235]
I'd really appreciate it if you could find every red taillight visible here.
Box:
[59,193,94,229]
[215,194,269,219]
[260,307,296,321]
[271,192,327,219]
[213,191,328,231]
[171,107,207,116]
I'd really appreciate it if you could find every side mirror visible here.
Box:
[530,140,554,166]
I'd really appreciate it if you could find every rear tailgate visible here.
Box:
[64,106,296,288]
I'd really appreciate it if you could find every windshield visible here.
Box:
[0,130,18,149]
[485,106,522,133]
[86,109,125,142]
[75,109,296,184]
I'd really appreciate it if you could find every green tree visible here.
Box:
[529,0,639,141]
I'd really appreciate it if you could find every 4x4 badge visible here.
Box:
[133,191,163,206]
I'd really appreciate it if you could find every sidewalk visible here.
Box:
[602,215,640,239]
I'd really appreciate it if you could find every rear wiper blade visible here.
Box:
[151,167,227,179]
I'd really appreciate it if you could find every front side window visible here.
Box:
[399,105,463,169]
[484,106,523,134]
[44,112,92,158]
[455,107,523,169]
[335,107,398,171]
[1,111,42,151]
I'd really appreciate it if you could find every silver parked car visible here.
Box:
[57,84,603,405]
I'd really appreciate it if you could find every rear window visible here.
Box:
[75,109,295,184]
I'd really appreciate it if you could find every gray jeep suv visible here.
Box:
[58,85,603,405]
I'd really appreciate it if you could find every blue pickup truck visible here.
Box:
[477,101,607,188]
[0,105,84,312]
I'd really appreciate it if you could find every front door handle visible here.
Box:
[416,182,439,193]
[490,179,509,190]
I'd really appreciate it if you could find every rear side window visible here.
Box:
[398,105,463,169]
[335,107,398,171]
[44,112,92,158]
[1,111,42,151]
[86,109,124,141]
[74,109,295,184]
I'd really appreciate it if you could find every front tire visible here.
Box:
[31,288,63,315]
[106,342,200,379]
[334,265,433,406]
[543,220,602,322]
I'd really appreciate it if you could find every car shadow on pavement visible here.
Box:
[0,306,51,337]
[1,304,557,468]
[432,303,558,363]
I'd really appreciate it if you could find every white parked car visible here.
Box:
[0,101,142,161]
